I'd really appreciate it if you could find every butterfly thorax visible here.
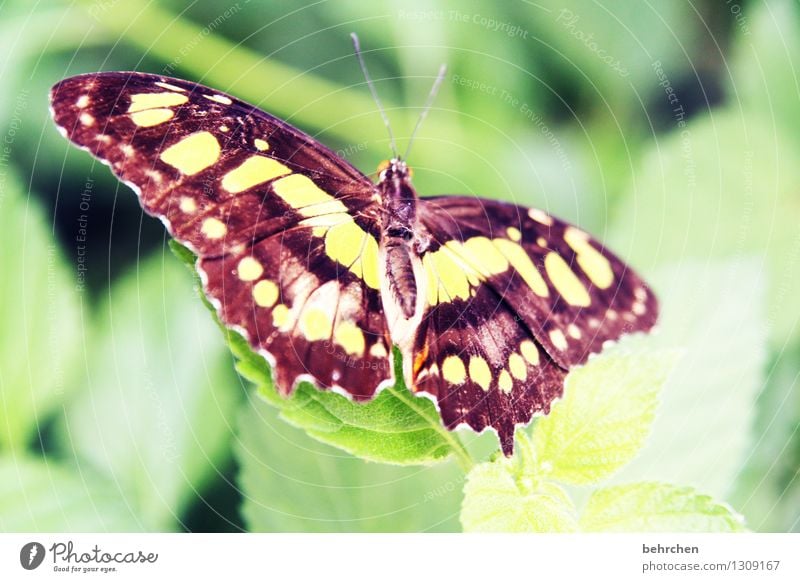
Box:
[377,159,429,351]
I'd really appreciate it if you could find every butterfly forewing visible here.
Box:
[50,72,393,398]
[417,196,658,368]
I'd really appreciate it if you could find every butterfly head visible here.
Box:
[377,158,413,183]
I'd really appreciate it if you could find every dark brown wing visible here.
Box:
[50,72,393,398]
[411,195,658,453]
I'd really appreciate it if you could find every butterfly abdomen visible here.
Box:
[382,239,416,314]
[377,159,430,359]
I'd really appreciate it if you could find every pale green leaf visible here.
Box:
[581,482,746,532]
[729,0,800,147]
[237,397,463,532]
[0,455,141,532]
[730,346,800,532]
[0,171,81,449]
[610,110,800,348]
[612,259,767,501]
[532,337,678,484]
[460,436,577,532]
[59,253,241,530]
[172,242,467,467]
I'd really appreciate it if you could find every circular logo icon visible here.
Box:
[20,542,46,570]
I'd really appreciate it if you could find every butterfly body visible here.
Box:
[50,71,658,455]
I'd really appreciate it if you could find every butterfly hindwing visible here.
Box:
[412,284,566,455]
[50,72,393,397]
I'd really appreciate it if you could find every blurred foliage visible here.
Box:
[611,259,767,501]
[0,0,798,531]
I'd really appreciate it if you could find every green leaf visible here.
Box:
[532,337,678,485]
[237,396,463,532]
[460,435,577,532]
[0,171,81,449]
[171,241,468,467]
[612,259,767,501]
[0,455,141,532]
[59,252,241,530]
[580,482,746,532]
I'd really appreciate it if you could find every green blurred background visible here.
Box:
[0,0,798,532]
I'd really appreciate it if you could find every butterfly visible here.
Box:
[49,67,657,456]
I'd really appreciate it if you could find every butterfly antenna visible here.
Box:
[403,63,447,161]
[351,33,398,158]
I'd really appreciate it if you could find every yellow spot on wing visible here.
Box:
[131,108,174,127]
[423,236,541,305]
[79,113,94,126]
[520,340,539,365]
[325,221,364,268]
[204,93,233,105]
[76,95,89,108]
[425,250,472,303]
[347,232,380,289]
[300,213,352,229]
[549,329,568,350]
[544,252,590,307]
[506,226,522,241]
[370,343,388,358]
[160,131,220,175]
[509,353,527,380]
[253,280,279,308]
[564,227,614,289]
[494,239,549,297]
[272,304,290,329]
[304,212,380,290]
[460,237,509,277]
[498,370,513,393]
[237,257,263,281]
[154,82,186,92]
[468,356,492,391]
[529,208,553,226]
[357,235,380,289]
[567,324,582,339]
[201,217,226,239]
[179,197,197,213]
[300,306,332,341]
[222,155,291,193]
[273,174,348,216]
[442,355,467,385]
[254,139,270,151]
[334,321,365,355]
[128,92,188,112]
